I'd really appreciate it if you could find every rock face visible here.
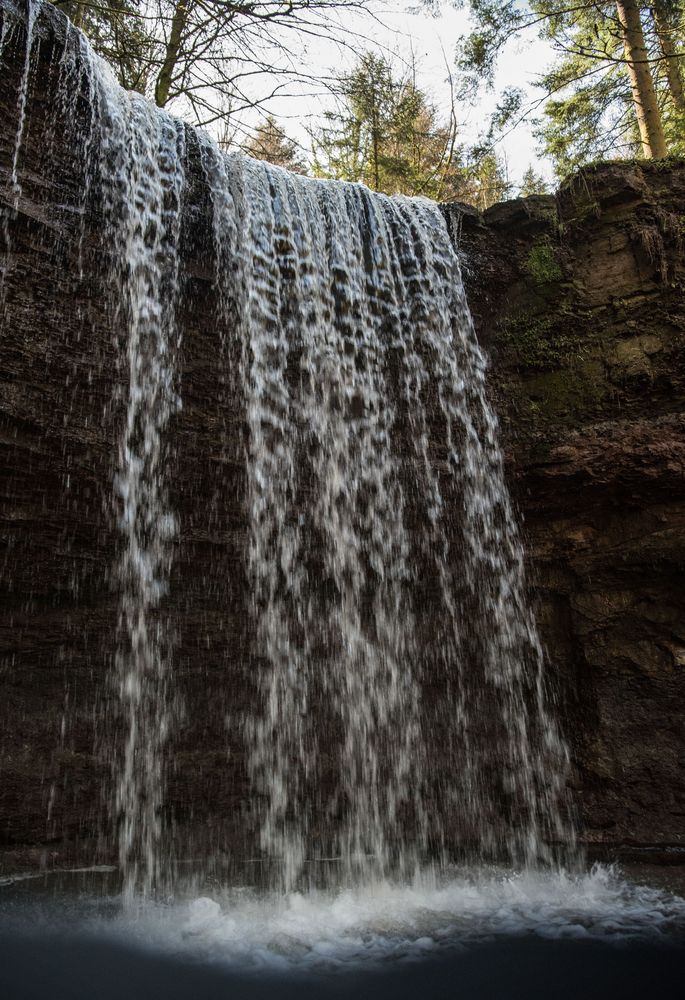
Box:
[446,167,685,851]
[0,0,253,868]
[0,1,683,868]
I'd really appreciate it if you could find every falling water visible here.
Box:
[2,1,577,897]
[2,2,188,895]
[0,0,35,312]
[232,164,431,888]
[207,164,576,887]
[98,75,186,897]
[8,0,35,202]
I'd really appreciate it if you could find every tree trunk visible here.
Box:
[615,0,668,157]
[154,0,190,108]
[651,0,685,113]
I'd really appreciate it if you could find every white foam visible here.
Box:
[82,866,685,972]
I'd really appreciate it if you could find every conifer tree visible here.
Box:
[242,116,307,174]
[453,1,684,174]
[312,52,466,201]
[520,165,549,196]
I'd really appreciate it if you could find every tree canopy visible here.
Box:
[310,51,509,205]
[312,52,461,199]
[54,0,685,198]
[519,163,549,195]
[56,0,370,129]
[454,1,685,176]
[242,115,307,173]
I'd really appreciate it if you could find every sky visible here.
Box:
[257,2,557,190]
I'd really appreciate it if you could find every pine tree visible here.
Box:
[461,152,513,209]
[616,0,667,157]
[652,0,685,113]
[312,53,466,201]
[520,165,550,196]
[453,1,684,175]
[242,117,307,174]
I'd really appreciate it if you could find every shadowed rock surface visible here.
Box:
[447,166,685,852]
[0,0,683,868]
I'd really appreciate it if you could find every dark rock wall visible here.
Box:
[0,1,683,867]
[0,1,253,868]
[448,165,685,849]
[1,3,112,860]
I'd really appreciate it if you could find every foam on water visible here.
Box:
[14,866,678,973]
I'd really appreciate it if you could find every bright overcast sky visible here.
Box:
[259,2,556,189]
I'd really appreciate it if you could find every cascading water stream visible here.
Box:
[104,93,185,899]
[8,0,35,201]
[0,0,36,311]
[1,2,188,896]
[1,1,578,898]
[221,168,576,886]
[235,165,431,888]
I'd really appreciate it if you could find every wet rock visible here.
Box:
[448,161,685,851]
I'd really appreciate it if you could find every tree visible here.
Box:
[616,0,667,156]
[56,1,151,93]
[652,0,685,113]
[312,52,465,200]
[460,150,512,208]
[519,164,549,196]
[453,1,684,174]
[242,116,307,173]
[56,0,372,129]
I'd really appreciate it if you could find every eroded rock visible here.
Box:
[448,165,685,851]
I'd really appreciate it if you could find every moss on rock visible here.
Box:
[525,239,564,284]
[498,314,578,370]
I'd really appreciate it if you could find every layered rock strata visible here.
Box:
[448,166,685,851]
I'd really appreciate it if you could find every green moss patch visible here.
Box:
[498,315,577,370]
[524,361,607,420]
[525,239,564,284]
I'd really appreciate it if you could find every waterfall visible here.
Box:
[0,0,34,312]
[1,1,576,896]
[218,164,576,887]
[100,86,186,898]
[8,0,35,202]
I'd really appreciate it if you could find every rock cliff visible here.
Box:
[447,166,685,853]
[1,0,683,868]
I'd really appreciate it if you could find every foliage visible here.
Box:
[312,52,464,199]
[525,239,563,282]
[242,116,307,173]
[56,0,371,130]
[312,51,511,205]
[460,150,512,207]
[520,164,550,195]
[57,1,151,92]
[452,1,685,176]
[499,314,575,369]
